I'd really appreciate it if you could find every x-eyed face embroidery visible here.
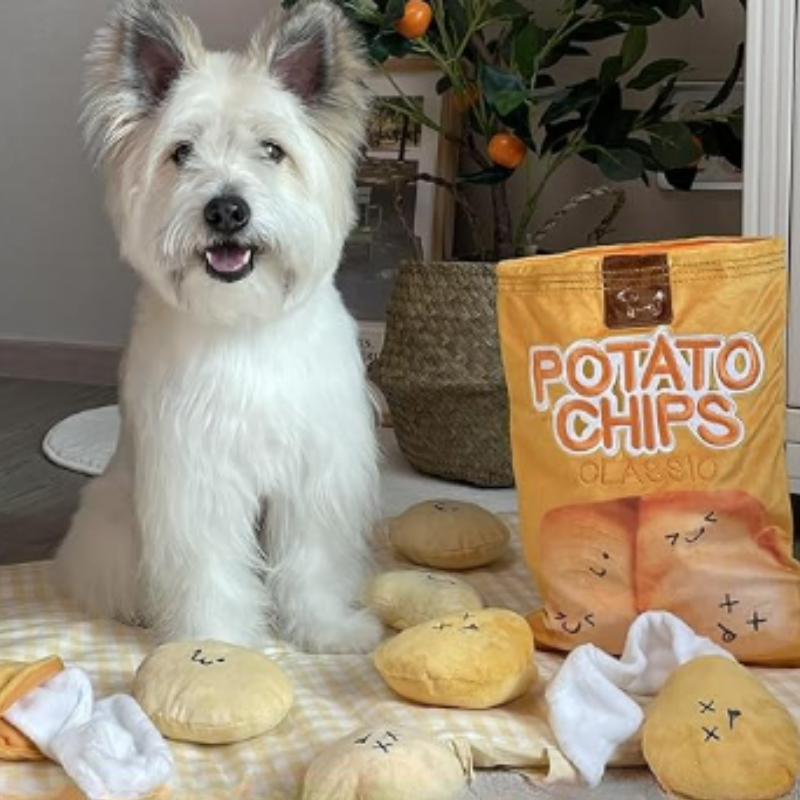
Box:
[714,591,769,646]
[353,730,401,754]
[697,697,742,743]
[432,612,482,632]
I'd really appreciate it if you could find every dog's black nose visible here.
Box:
[204,195,251,235]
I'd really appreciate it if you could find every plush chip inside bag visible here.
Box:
[497,237,800,665]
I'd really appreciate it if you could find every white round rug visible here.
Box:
[42,406,518,516]
[42,405,121,477]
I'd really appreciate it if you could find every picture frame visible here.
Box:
[657,80,744,191]
[336,58,459,325]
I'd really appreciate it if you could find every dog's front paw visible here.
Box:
[302,608,385,654]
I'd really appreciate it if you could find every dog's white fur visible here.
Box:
[55,0,384,653]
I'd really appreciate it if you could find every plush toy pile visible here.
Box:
[1,499,798,800]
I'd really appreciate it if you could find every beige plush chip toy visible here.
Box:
[364,570,484,630]
[302,725,472,800]
[388,500,510,570]
[374,608,536,709]
[643,656,800,800]
[133,640,293,744]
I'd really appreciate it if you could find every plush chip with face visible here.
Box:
[530,498,638,655]
[643,656,800,800]
[133,640,293,744]
[302,725,472,800]
[636,490,800,665]
[364,570,485,630]
[388,500,510,570]
[373,608,537,709]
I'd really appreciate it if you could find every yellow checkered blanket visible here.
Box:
[1,519,799,799]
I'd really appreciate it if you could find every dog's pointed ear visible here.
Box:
[82,0,202,164]
[256,0,371,154]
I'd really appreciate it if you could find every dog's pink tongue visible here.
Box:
[206,245,251,273]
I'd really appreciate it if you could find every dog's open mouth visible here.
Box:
[204,244,255,283]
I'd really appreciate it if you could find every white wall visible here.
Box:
[0,0,277,348]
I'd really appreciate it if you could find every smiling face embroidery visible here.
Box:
[550,609,596,635]
[190,648,226,667]
[589,551,611,578]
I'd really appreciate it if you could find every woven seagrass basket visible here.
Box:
[370,259,514,488]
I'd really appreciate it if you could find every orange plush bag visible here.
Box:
[497,237,800,666]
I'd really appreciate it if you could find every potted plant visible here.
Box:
[312,0,745,487]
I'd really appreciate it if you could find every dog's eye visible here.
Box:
[171,142,193,167]
[261,140,285,163]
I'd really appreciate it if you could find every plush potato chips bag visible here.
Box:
[497,237,800,665]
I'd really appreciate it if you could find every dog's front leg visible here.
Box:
[133,439,270,648]
[269,487,384,654]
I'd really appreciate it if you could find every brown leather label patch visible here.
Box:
[602,253,672,329]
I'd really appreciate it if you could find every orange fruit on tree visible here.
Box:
[395,0,432,39]
[488,133,527,169]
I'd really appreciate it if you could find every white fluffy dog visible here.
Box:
[55,0,384,653]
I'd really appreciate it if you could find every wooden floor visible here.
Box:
[0,377,798,565]
[0,378,115,564]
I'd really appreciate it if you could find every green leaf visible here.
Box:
[649,121,702,169]
[596,3,661,25]
[458,166,515,186]
[442,0,469,43]
[542,119,583,154]
[368,37,391,62]
[703,42,744,111]
[728,106,744,139]
[710,120,743,168]
[628,59,689,90]
[536,74,556,89]
[621,26,648,73]
[587,86,639,146]
[639,76,678,126]
[625,137,661,171]
[479,65,528,116]
[381,0,407,29]
[656,0,700,18]
[496,90,528,116]
[499,103,536,151]
[572,19,626,41]
[541,79,600,125]
[600,55,624,86]
[489,0,529,18]
[663,166,699,190]
[597,148,645,181]
[513,22,545,82]
[374,33,416,58]
[541,39,590,68]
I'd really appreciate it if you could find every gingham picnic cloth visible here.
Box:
[1,516,799,800]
